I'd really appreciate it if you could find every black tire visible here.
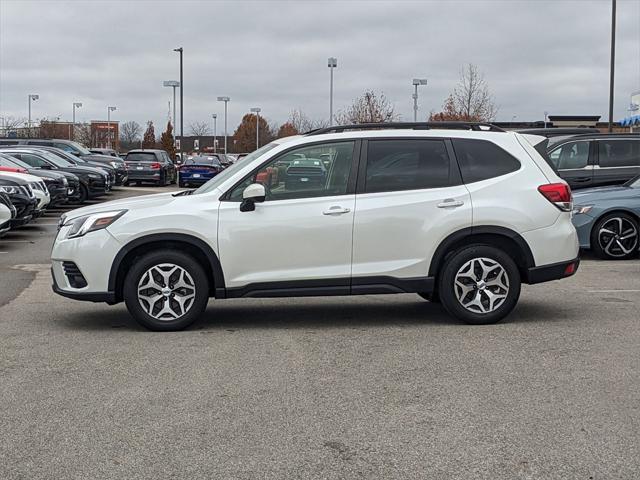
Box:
[438,245,521,325]
[591,212,639,260]
[178,179,185,188]
[76,184,88,203]
[123,250,210,331]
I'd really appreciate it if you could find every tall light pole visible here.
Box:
[163,80,180,129]
[212,114,217,153]
[28,94,39,136]
[107,106,117,149]
[173,48,184,160]
[544,110,549,128]
[328,57,337,125]
[250,107,261,150]
[412,78,428,122]
[217,97,230,154]
[72,102,82,140]
[608,0,616,133]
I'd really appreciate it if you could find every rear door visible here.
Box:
[547,140,594,189]
[595,138,640,186]
[351,138,471,285]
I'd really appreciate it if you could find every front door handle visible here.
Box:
[437,199,464,208]
[323,206,351,215]
[573,177,591,182]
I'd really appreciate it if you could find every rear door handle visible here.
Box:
[437,199,464,208]
[323,206,351,215]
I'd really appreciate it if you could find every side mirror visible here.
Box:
[240,183,266,212]
[41,164,53,170]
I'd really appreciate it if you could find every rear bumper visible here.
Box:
[525,257,580,284]
[127,171,162,181]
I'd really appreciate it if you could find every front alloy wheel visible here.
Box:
[124,250,209,330]
[593,213,639,260]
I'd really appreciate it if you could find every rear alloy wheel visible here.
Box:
[438,245,521,325]
[124,250,209,331]
[592,213,639,260]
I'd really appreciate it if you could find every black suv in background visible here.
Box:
[28,145,117,186]
[0,175,38,227]
[0,138,128,185]
[546,133,640,189]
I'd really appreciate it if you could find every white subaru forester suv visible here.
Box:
[52,123,579,330]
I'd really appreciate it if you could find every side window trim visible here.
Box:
[221,139,361,202]
[355,137,454,194]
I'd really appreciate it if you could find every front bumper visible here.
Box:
[0,220,11,237]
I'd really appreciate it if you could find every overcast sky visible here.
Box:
[0,0,639,135]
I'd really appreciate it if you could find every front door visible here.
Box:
[217,140,358,291]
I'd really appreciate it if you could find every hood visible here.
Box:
[83,153,124,164]
[573,185,636,202]
[63,191,179,220]
[27,169,67,181]
[63,165,107,176]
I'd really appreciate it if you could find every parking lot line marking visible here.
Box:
[588,289,640,293]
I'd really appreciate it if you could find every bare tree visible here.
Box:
[335,90,398,125]
[287,109,328,133]
[1,116,27,130]
[431,64,498,122]
[74,124,92,147]
[120,121,142,144]
[189,121,211,136]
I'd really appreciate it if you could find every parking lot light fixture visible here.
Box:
[28,94,39,135]
[250,107,261,150]
[212,114,218,153]
[72,102,82,140]
[163,80,180,129]
[173,48,184,161]
[217,97,230,154]
[412,79,428,122]
[107,106,117,149]
[328,57,337,125]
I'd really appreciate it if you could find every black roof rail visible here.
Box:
[305,122,505,136]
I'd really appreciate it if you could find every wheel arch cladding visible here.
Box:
[109,233,225,302]
[428,226,535,279]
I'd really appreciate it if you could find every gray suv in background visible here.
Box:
[547,134,640,189]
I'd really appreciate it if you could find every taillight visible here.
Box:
[538,183,572,212]
[150,162,161,169]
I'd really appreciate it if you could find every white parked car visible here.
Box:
[0,171,50,213]
[0,202,12,236]
[52,123,580,330]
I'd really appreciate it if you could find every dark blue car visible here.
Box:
[178,155,224,187]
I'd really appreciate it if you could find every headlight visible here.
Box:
[110,161,119,168]
[0,185,20,194]
[572,205,593,215]
[87,173,101,179]
[64,210,127,239]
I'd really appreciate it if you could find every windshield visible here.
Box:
[34,150,74,167]
[68,141,92,155]
[0,153,31,169]
[186,156,221,166]
[624,175,640,188]
[194,142,278,195]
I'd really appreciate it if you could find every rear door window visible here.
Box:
[364,140,450,193]
[452,138,521,183]
[548,141,590,170]
[598,140,640,168]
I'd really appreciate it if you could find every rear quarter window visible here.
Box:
[452,138,521,183]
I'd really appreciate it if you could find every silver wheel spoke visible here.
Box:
[454,257,509,315]
[137,263,197,321]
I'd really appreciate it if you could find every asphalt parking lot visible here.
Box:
[1,187,639,479]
